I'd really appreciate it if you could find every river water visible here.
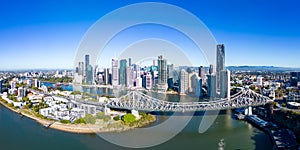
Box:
[0,83,272,150]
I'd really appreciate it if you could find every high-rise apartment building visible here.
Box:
[179,69,188,95]
[207,74,217,99]
[103,68,109,85]
[198,66,206,84]
[126,66,134,87]
[220,70,230,99]
[216,44,225,91]
[119,59,127,85]
[158,55,168,91]
[145,73,152,90]
[209,64,214,75]
[111,58,119,86]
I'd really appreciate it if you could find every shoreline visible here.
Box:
[0,100,155,134]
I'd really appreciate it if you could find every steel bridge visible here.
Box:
[99,88,272,112]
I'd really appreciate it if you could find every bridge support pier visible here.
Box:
[244,106,252,116]
[131,109,140,118]
[104,106,111,115]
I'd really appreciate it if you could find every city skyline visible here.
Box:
[0,0,300,70]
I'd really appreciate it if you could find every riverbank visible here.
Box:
[241,113,299,149]
[0,99,156,134]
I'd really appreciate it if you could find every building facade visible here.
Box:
[220,70,231,99]
[216,44,225,91]
[111,58,119,86]
[119,59,127,86]
[179,69,188,95]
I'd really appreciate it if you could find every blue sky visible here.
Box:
[0,0,299,70]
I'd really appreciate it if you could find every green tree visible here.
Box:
[96,112,111,122]
[122,114,136,124]
[84,114,96,124]
[113,116,120,121]
[74,118,86,124]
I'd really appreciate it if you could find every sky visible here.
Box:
[0,0,300,70]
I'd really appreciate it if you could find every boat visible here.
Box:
[234,113,245,120]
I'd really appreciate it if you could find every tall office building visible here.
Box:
[188,72,198,93]
[199,66,205,79]
[209,64,214,75]
[153,60,157,66]
[145,73,152,90]
[179,69,188,95]
[136,64,141,78]
[198,66,205,85]
[78,62,84,76]
[84,54,90,77]
[86,65,93,84]
[167,64,174,79]
[85,55,94,84]
[119,59,127,85]
[85,54,90,70]
[220,70,230,99]
[191,75,202,98]
[103,68,109,85]
[126,66,134,87]
[135,77,142,88]
[157,55,168,91]
[207,74,217,99]
[128,58,132,66]
[216,44,225,91]
[111,58,119,86]
[84,55,93,84]
[167,64,174,88]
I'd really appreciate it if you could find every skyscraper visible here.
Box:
[207,74,217,99]
[126,66,134,87]
[135,77,142,88]
[86,65,93,84]
[167,64,174,79]
[158,55,168,91]
[78,62,84,76]
[209,64,214,75]
[179,69,188,95]
[216,44,225,91]
[167,64,174,88]
[85,54,93,84]
[199,66,206,85]
[136,64,141,78]
[119,59,127,85]
[128,58,132,66]
[220,70,231,99]
[103,68,109,85]
[85,54,90,69]
[191,74,202,98]
[145,73,152,90]
[111,58,119,86]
